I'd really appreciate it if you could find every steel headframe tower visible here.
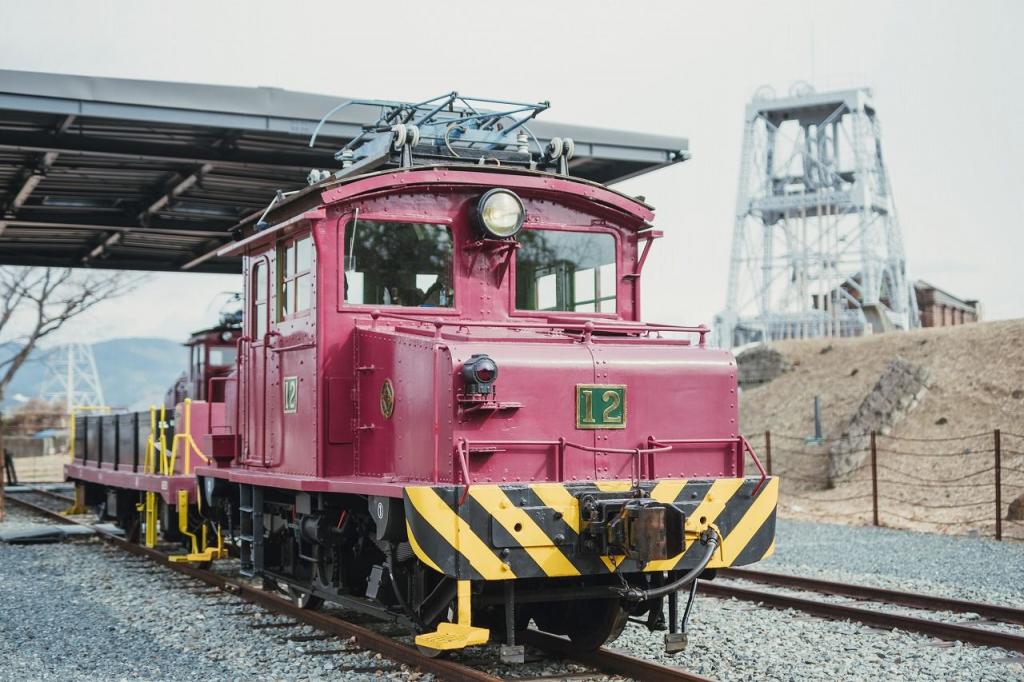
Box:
[717,84,919,348]
[39,343,106,414]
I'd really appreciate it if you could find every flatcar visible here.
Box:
[67,94,777,660]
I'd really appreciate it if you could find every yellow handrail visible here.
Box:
[164,399,210,475]
[139,406,159,547]
[158,404,169,474]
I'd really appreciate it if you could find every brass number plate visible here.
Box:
[283,376,298,414]
[576,384,626,429]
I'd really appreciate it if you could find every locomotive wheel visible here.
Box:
[283,584,324,610]
[415,604,455,659]
[415,644,449,659]
[566,599,628,649]
[534,598,628,650]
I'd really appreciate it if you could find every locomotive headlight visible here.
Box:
[461,353,499,395]
[476,189,525,239]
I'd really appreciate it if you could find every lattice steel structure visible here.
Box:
[39,343,106,414]
[717,85,918,347]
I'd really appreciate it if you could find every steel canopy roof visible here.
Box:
[0,70,688,274]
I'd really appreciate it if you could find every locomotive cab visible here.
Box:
[165,314,242,407]
[193,96,777,659]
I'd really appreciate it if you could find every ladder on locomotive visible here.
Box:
[238,484,263,577]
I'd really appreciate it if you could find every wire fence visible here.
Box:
[745,429,1024,542]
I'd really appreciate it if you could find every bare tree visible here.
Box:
[0,266,137,520]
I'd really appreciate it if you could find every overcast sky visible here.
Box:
[2,0,1021,345]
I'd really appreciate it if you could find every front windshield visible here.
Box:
[343,220,454,308]
[515,229,617,313]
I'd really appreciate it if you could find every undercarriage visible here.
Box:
[201,481,712,658]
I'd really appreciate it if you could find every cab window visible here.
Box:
[343,220,453,307]
[515,229,617,313]
[209,346,237,366]
[279,234,313,320]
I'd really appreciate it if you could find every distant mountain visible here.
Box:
[2,337,188,411]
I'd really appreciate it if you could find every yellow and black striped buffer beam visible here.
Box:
[403,476,778,581]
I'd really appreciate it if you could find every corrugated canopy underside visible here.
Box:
[0,70,687,274]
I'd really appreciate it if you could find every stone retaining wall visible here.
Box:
[827,356,930,486]
[736,344,791,388]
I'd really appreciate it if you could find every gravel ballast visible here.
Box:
[762,518,1024,608]
[0,506,588,681]
[3,507,1023,681]
[613,518,1024,681]
[0,508,429,681]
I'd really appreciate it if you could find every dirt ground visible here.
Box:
[739,319,1024,540]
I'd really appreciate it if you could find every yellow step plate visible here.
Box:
[415,623,489,651]
[168,548,229,563]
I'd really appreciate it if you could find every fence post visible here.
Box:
[765,430,773,476]
[995,429,1002,542]
[870,430,879,527]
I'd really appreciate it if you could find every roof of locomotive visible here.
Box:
[221,164,656,257]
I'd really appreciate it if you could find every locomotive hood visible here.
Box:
[353,324,742,485]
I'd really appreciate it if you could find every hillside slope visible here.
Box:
[740,319,1024,442]
[738,320,1024,539]
[2,337,185,411]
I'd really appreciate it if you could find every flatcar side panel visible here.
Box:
[73,415,87,463]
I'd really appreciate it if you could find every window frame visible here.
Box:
[277,232,314,322]
[338,213,460,315]
[510,224,623,319]
[251,256,270,338]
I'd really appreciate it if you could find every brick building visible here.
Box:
[914,281,980,327]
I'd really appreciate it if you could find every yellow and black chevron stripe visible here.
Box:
[403,476,778,580]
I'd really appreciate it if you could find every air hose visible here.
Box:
[618,530,720,603]
[387,543,423,627]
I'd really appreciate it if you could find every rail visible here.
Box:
[6,492,711,682]
[703,578,1024,654]
[719,567,1024,625]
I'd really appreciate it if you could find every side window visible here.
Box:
[516,229,617,313]
[253,260,268,336]
[343,220,453,308]
[279,235,313,320]
[209,346,238,366]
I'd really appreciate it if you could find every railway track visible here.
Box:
[4,489,711,682]
[708,568,1024,654]
[16,485,75,506]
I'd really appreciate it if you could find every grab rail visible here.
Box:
[366,309,709,346]
[453,434,769,501]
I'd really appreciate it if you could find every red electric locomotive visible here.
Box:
[68,94,778,658]
[165,304,243,406]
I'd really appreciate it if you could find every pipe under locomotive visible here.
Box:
[66,96,778,659]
